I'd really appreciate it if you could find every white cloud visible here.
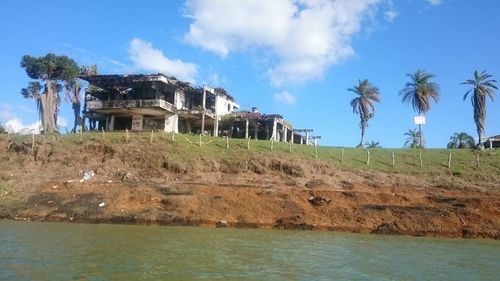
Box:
[184,0,386,86]
[427,0,441,5]
[4,118,41,134]
[57,117,68,130]
[274,91,297,105]
[128,38,198,83]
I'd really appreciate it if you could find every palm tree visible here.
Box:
[348,79,381,147]
[447,132,475,149]
[365,141,381,148]
[404,128,423,148]
[400,70,439,148]
[461,70,497,149]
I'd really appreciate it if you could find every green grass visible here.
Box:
[2,132,499,182]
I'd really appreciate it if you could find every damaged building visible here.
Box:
[81,73,310,143]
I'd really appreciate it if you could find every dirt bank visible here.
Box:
[1,136,499,239]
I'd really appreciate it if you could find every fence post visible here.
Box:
[125,129,129,143]
[226,136,229,150]
[314,143,318,159]
[32,133,35,152]
[448,152,452,168]
[392,151,395,167]
[80,126,83,143]
[270,139,274,152]
[172,131,175,142]
[199,134,202,147]
[102,128,105,141]
[150,130,154,143]
[247,137,250,150]
[476,153,480,168]
[341,148,344,163]
[419,152,423,167]
[366,150,370,165]
[289,141,292,153]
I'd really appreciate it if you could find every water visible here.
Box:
[0,221,498,280]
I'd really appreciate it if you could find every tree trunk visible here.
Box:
[358,121,366,147]
[72,101,80,133]
[39,80,57,133]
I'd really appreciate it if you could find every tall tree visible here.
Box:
[65,79,82,133]
[447,132,475,149]
[400,70,439,148]
[404,128,423,148]
[20,53,79,133]
[348,79,381,147]
[460,70,497,149]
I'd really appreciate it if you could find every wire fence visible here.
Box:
[3,130,498,172]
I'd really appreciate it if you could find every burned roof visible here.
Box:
[80,73,194,90]
[230,111,284,120]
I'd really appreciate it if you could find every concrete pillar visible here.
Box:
[201,88,206,134]
[245,119,249,139]
[490,140,493,149]
[164,114,178,133]
[214,116,219,137]
[305,131,310,145]
[300,137,303,145]
[272,119,277,141]
[105,115,110,130]
[283,127,287,143]
[109,115,115,131]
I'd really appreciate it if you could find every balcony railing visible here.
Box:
[87,99,175,112]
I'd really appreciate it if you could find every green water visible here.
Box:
[0,221,498,281]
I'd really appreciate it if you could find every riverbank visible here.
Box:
[1,133,499,239]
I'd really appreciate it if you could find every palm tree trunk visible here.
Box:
[359,121,366,147]
[419,124,422,148]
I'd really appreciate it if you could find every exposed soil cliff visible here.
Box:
[1,135,499,239]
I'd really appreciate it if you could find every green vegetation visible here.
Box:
[2,132,499,183]
[447,132,475,149]
[400,70,440,148]
[348,79,381,148]
[20,53,80,133]
[461,70,497,148]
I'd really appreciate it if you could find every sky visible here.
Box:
[0,0,499,148]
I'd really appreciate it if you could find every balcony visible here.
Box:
[87,99,176,115]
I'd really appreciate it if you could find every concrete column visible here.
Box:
[305,131,310,145]
[108,115,115,131]
[490,140,493,149]
[283,127,287,143]
[201,88,206,134]
[245,119,249,139]
[105,115,110,130]
[300,137,303,145]
[272,119,277,141]
[164,114,178,133]
[214,116,219,137]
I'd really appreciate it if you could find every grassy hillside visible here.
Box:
[2,131,499,182]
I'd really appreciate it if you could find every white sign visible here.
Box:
[414,115,426,125]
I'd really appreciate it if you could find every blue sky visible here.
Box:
[1,0,499,148]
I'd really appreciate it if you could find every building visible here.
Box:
[81,73,309,143]
[81,74,238,135]
[483,135,500,149]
